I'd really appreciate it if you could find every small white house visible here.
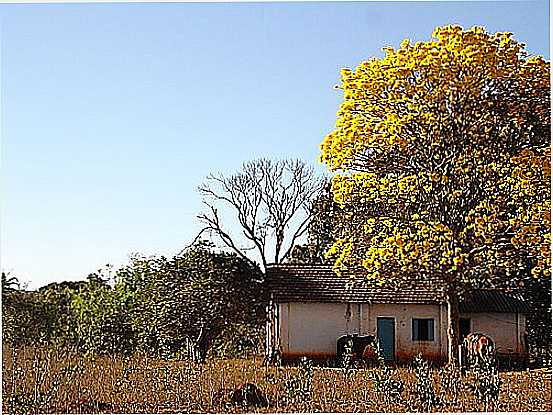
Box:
[265,264,530,365]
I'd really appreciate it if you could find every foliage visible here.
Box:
[322,24,550,285]
[69,277,137,356]
[368,340,404,403]
[284,357,314,405]
[412,353,441,411]
[320,25,550,361]
[487,263,551,366]
[517,271,551,366]
[210,322,264,359]
[124,244,266,361]
[2,245,264,361]
[37,281,90,347]
[197,159,323,270]
[2,267,136,353]
[2,290,61,347]
[110,255,169,355]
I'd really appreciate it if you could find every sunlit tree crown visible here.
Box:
[320,25,550,290]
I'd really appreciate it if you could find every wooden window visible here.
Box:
[412,318,435,341]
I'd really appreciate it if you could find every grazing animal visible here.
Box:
[463,332,496,368]
[213,383,269,408]
[336,334,377,369]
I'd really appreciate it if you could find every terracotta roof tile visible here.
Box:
[266,264,444,304]
[267,265,531,314]
[459,289,532,314]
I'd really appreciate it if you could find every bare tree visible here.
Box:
[194,159,323,271]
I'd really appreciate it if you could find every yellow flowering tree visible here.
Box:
[320,25,550,364]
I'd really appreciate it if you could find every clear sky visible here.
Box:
[0,1,550,289]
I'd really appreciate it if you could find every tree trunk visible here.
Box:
[195,327,210,364]
[446,290,461,366]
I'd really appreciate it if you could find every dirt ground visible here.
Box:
[2,347,551,413]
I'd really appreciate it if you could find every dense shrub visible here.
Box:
[2,246,265,360]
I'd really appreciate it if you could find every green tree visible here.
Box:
[523,276,552,365]
[501,264,552,365]
[124,244,265,361]
[36,280,90,346]
[68,267,137,355]
[320,25,550,364]
[2,291,59,347]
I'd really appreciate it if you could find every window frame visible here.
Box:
[412,318,435,342]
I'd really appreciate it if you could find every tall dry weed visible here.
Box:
[2,345,551,413]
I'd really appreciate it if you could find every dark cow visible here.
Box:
[463,332,496,368]
[337,334,377,369]
[213,383,269,408]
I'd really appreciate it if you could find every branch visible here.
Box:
[280,214,312,263]
[196,204,259,269]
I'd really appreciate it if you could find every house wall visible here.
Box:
[460,312,526,355]
[279,302,446,362]
[279,302,360,359]
[277,302,527,363]
[368,303,445,363]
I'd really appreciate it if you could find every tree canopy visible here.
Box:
[121,244,265,361]
[2,246,265,361]
[320,25,550,362]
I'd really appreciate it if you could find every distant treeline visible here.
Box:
[1,242,266,361]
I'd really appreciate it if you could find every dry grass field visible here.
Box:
[2,346,551,413]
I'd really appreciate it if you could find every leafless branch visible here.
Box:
[196,159,323,271]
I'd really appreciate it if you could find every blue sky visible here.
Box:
[0,1,550,289]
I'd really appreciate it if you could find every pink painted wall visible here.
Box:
[276,302,526,361]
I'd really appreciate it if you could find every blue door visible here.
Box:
[377,317,396,361]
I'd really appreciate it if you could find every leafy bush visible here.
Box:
[2,291,61,347]
[125,245,266,361]
[284,357,314,405]
[69,281,137,356]
[210,322,264,359]
[468,354,501,411]
[412,353,441,411]
[2,244,265,361]
[367,341,404,403]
